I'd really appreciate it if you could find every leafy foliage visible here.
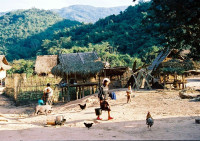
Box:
[146,0,200,60]
[41,2,163,65]
[7,59,34,74]
[0,8,80,61]
[1,1,199,74]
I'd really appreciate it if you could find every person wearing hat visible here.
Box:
[43,83,53,105]
[97,78,113,120]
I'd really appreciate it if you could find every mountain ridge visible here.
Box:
[0,5,128,23]
[52,5,127,23]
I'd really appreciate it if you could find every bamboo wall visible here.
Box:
[5,73,62,106]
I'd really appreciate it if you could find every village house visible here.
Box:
[148,49,195,89]
[51,52,104,101]
[34,55,58,77]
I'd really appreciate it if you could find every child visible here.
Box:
[126,85,132,103]
[43,83,53,105]
[38,99,44,105]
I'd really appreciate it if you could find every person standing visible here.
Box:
[126,85,132,103]
[97,78,113,120]
[43,83,53,105]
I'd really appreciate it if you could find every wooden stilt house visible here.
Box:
[148,49,194,89]
[51,52,104,101]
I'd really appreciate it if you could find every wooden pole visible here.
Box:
[66,73,70,102]
[61,88,64,102]
[82,86,85,98]
[79,87,81,99]
[90,86,92,95]
[76,87,78,100]
[92,86,94,94]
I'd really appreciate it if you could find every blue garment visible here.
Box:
[38,99,44,105]
[110,92,116,100]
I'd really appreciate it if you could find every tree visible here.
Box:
[146,0,200,60]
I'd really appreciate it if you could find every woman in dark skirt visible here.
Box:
[97,78,113,120]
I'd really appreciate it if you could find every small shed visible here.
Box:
[148,49,194,89]
[0,55,12,87]
[99,66,131,88]
[35,55,58,76]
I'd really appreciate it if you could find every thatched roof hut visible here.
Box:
[0,55,12,70]
[148,49,184,71]
[148,49,195,74]
[51,52,104,78]
[35,55,57,75]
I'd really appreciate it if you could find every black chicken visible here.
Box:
[79,104,86,110]
[84,122,93,129]
[146,112,154,130]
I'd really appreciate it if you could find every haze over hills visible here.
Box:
[0,5,128,23]
[52,5,128,23]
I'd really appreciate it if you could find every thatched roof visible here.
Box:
[35,55,57,74]
[160,59,195,74]
[0,55,12,70]
[148,49,184,71]
[51,52,104,77]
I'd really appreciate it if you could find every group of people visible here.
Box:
[38,83,53,106]
[38,79,133,121]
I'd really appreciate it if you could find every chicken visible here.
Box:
[146,111,154,130]
[84,122,93,130]
[79,104,86,110]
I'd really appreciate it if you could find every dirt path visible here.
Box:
[0,87,199,140]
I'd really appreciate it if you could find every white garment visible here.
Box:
[126,90,132,94]
[44,87,53,97]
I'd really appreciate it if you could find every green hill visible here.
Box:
[0,8,80,60]
[52,5,127,23]
[41,2,162,65]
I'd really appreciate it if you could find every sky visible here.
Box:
[0,0,149,12]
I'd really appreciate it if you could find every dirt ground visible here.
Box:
[0,77,200,140]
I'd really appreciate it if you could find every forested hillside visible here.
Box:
[42,2,161,65]
[0,8,80,61]
[1,0,199,74]
[52,5,127,23]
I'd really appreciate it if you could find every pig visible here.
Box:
[35,105,53,115]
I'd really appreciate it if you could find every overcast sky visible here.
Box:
[0,0,150,12]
